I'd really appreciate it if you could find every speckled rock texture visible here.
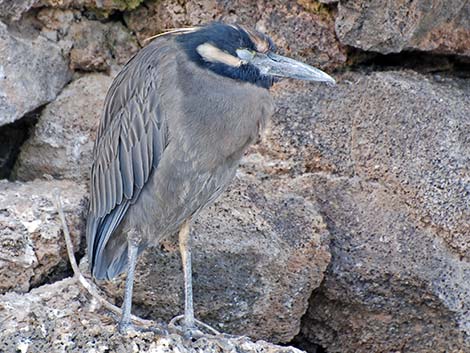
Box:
[14,73,113,182]
[33,8,139,71]
[267,72,470,352]
[0,0,37,21]
[0,179,86,294]
[0,0,470,352]
[37,0,145,11]
[0,0,145,19]
[66,18,139,71]
[335,0,470,57]
[124,0,347,70]
[0,21,71,126]
[0,278,304,353]
[99,171,330,343]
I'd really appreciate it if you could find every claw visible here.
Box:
[168,315,220,339]
[118,320,136,335]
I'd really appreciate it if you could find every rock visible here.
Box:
[335,0,470,57]
[67,18,139,71]
[0,0,37,22]
[124,0,347,70]
[0,277,305,353]
[36,0,144,12]
[0,179,87,294]
[14,73,113,182]
[36,8,77,37]
[265,71,470,351]
[34,10,139,69]
[0,21,71,126]
[297,175,470,353]
[99,171,330,344]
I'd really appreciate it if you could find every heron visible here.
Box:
[86,22,335,335]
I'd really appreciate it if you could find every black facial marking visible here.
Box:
[177,22,275,89]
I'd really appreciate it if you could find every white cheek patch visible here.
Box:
[196,43,242,67]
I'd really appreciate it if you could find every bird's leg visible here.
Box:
[169,220,221,338]
[118,229,141,334]
[179,219,195,328]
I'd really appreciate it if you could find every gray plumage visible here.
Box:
[87,34,273,280]
[85,23,335,333]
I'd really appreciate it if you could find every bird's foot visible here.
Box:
[118,320,135,335]
[168,315,220,339]
[118,318,167,335]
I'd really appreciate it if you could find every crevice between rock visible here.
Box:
[0,106,42,180]
[345,47,470,78]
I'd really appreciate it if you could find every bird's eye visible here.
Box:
[236,48,256,62]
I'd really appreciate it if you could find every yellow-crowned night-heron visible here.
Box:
[86,22,335,335]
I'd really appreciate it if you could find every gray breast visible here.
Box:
[123,55,274,245]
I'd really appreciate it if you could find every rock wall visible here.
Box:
[0,1,469,352]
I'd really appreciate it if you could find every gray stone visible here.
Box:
[99,172,330,343]
[36,8,77,37]
[0,277,305,353]
[0,179,87,294]
[0,0,37,22]
[335,0,470,57]
[14,73,112,182]
[0,21,71,126]
[264,71,470,351]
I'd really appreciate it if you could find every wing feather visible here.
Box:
[119,142,134,199]
[86,39,174,278]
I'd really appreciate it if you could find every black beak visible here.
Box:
[251,52,336,84]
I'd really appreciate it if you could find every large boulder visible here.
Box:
[14,73,112,182]
[0,21,71,126]
[99,171,331,344]
[0,179,87,294]
[124,0,347,70]
[0,278,305,353]
[335,0,470,57]
[266,72,470,351]
[298,175,470,353]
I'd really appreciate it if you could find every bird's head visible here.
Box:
[173,23,335,89]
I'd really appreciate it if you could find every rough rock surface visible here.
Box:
[0,179,87,294]
[298,175,470,353]
[14,73,113,182]
[99,171,330,344]
[37,0,145,11]
[124,0,347,70]
[1,0,470,351]
[67,18,139,71]
[0,0,37,22]
[336,0,470,57]
[0,21,71,126]
[0,277,305,353]
[266,72,470,351]
[33,9,139,71]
